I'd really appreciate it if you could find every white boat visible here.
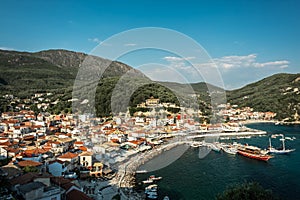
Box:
[163,196,170,200]
[147,191,158,199]
[136,170,147,174]
[269,136,295,154]
[220,137,230,140]
[271,134,282,139]
[143,179,154,184]
[190,141,202,148]
[285,137,294,141]
[209,143,221,152]
[149,175,162,181]
[223,146,237,155]
[145,184,158,194]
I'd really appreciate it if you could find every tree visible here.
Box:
[216,182,280,200]
[23,166,38,173]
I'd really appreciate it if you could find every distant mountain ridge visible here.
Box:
[0,49,299,120]
[0,49,146,96]
[227,73,300,121]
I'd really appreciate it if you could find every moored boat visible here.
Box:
[237,145,273,161]
[143,178,154,184]
[209,142,221,152]
[149,175,162,181]
[269,136,295,154]
[136,169,148,174]
[190,141,202,148]
[223,146,237,155]
[145,184,158,194]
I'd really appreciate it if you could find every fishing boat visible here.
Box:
[145,184,158,194]
[147,192,158,199]
[268,136,295,154]
[136,169,148,174]
[237,145,273,161]
[271,134,281,139]
[285,136,294,141]
[143,178,154,184]
[209,142,221,152]
[190,141,202,148]
[149,175,162,181]
[222,146,237,155]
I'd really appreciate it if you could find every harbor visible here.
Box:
[129,124,297,199]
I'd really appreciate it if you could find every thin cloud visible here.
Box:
[163,56,195,71]
[253,60,289,68]
[0,46,15,51]
[88,38,101,44]
[163,56,195,62]
[212,54,289,69]
[124,43,137,46]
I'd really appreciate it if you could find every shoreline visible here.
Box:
[114,122,299,199]
[116,129,270,199]
[241,119,300,125]
[116,138,190,199]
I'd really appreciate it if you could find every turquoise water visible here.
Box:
[136,123,300,200]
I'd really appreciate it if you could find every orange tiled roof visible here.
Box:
[74,141,84,145]
[58,152,78,159]
[24,148,47,157]
[66,189,93,200]
[78,146,87,151]
[18,160,42,167]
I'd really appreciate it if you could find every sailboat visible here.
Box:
[268,135,295,154]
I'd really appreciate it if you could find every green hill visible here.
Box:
[227,73,300,121]
[1,49,299,120]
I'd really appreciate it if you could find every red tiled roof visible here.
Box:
[48,159,65,165]
[58,152,78,159]
[9,172,51,185]
[18,160,42,167]
[78,146,87,151]
[66,189,93,200]
[24,148,47,157]
[74,141,84,145]
[51,176,71,186]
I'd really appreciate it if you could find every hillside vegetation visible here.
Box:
[227,73,300,121]
[1,49,299,120]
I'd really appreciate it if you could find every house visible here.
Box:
[9,172,51,191]
[0,162,22,179]
[51,177,91,200]
[0,146,8,159]
[146,97,160,107]
[66,189,93,200]
[79,152,93,168]
[48,160,71,177]
[89,162,103,178]
[57,152,79,169]
[17,160,43,171]
[17,181,61,200]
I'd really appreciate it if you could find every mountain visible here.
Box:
[1,49,299,120]
[0,49,146,97]
[227,73,300,121]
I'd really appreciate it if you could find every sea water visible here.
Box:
[136,123,300,200]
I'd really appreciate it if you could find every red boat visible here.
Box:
[237,145,273,161]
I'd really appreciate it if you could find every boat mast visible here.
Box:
[281,136,286,150]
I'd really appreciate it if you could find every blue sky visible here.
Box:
[1,0,299,89]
